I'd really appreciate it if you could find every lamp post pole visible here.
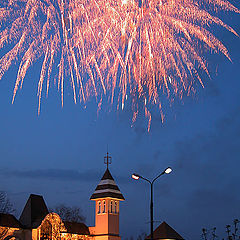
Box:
[132,167,172,240]
[150,182,153,240]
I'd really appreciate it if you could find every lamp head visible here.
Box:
[164,167,172,174]
[132,173,140,180]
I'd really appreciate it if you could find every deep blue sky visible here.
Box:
[0,3,240,240]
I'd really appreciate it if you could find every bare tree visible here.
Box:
[0,191,15,214]
[233,219,239,240]
[202,219,239,240]
[50,204,86,223]
[0,191,15,239]
[136,232,147,240]
[202,228,208,240]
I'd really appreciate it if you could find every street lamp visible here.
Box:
[132,167,172,240]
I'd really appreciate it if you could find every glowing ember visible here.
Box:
[0,0,239,129]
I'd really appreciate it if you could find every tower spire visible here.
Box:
[89,154,124,240]
[104,151,112,169]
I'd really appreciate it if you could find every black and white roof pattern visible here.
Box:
[90,168,125,200]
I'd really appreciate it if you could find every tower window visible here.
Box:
[115,201,118,213]
[98,201,101,214]
[110,200,113,213]
[103,200,106,213]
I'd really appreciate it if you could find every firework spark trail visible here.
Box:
[0,0,239,129]
[0,0,110,114]
[102,0,239,128]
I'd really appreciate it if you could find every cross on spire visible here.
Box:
[104,152,112,169]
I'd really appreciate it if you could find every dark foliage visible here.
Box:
[50,204,86,223]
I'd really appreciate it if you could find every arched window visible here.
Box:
[115,201,118,213]
[110,200,113,213]
[98,201,101,214]
[103,200,106,213]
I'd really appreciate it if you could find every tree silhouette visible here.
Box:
[50,204,85,223]
[202,219,239,240]
[0,191,15,214]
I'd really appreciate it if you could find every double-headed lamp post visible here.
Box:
[132,167,172,240]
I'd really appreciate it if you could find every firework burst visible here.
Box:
[0,0,239,129]
[103,0,239,129]
[0,0,111,113]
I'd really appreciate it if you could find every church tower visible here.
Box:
[89,152,125,240]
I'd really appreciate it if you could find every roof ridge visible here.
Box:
[146,221,184,240]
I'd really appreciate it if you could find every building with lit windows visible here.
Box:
[0,157,184,240]
[0,160,125,240]
[89,167,125,240]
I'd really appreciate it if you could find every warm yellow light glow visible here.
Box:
[164,167,172,174]
[132,174,139,180]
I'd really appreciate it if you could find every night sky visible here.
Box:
[0,2,240,240]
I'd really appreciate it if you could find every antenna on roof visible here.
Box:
[104,147,112,169]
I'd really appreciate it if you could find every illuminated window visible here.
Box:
[103,200,106,213]
[98,201,101,214]
[115,201,118,213]
[110,200,113,213]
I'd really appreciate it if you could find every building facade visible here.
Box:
[0,163,124,240]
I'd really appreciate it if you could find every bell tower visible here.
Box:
[89,152,125,240]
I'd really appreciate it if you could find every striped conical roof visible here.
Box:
[90,168,125,200]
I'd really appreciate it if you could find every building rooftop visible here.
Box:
[19,194,49,229]
[0,213,22,228]
[90,168,124,200]
[63,221,90,235]
[146,221,184,240]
